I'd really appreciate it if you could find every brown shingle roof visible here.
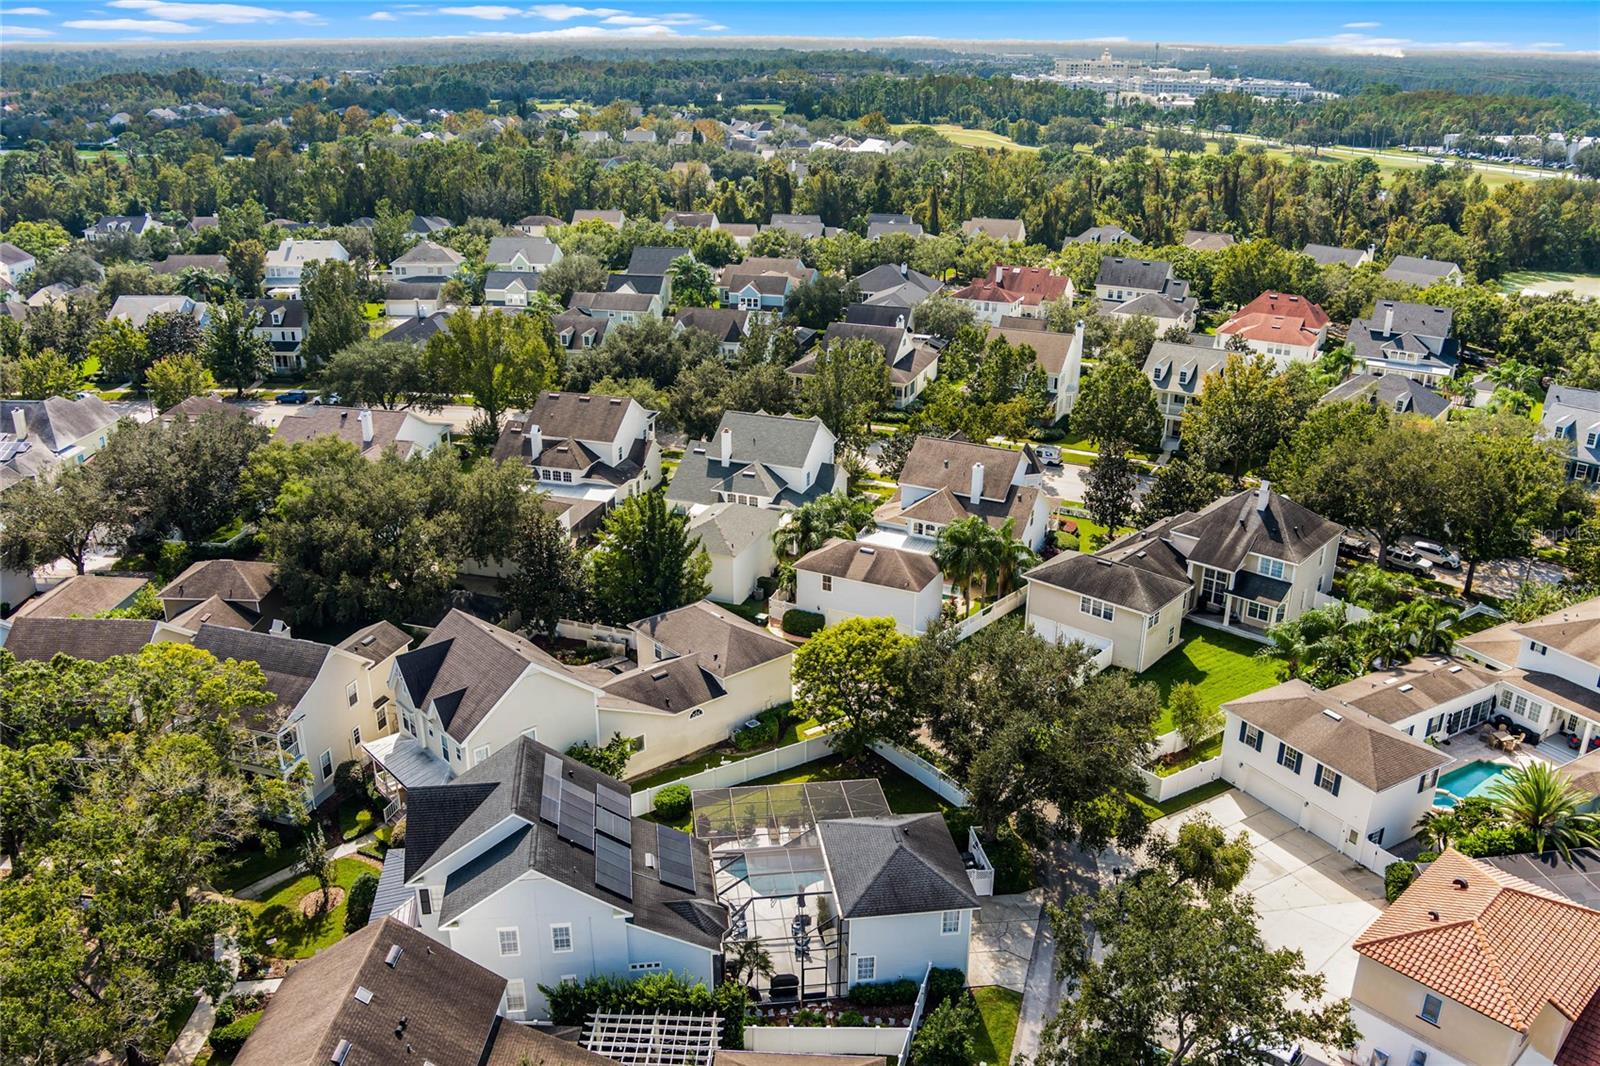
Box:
[274,406,434,459]
[1168,486,1343,569]
[897,437,1028,502]
[170,594,258,632]
[987,324,1077,376]
[0,617,163,662]
[11,574,151,619]
[1355,850,1600,1032]
[1325,656,1499,725]
[1516,597,1600,661]
[629,600,792,677]
[340,620,412,665]
[795,538,941,592]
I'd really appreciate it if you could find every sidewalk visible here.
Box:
[232,830,380,900]
[161,935,241,1066]
[1010,840,1106,1062]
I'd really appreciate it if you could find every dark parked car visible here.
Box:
[277,389,310,404]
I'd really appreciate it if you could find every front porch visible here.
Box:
[362,731,453,822]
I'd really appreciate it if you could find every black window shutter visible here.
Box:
[1332,773,1342,796]
[419,887,432,915]
[1239,720,1249,743]
[1254,730,1263,752]
[1277,741,1285,765]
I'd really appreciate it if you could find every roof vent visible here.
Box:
[354,985,373,1005]
[1321,709,1343,722]
[578,396,591,402]
[651,670,669,681]
[645,852,656,868]
[1426,910,1440,922]
[859,546,875,555]
[360,634,377,647]
[1399,684,1414,693]
[331,1039,352,1064]
[1452,877,1469,890]
[385,944,403,968]
[1448,665,1462,673]
[610,398,622,404]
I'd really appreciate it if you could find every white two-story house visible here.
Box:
[263,239,350,296]
[1215,291,1330,369]
[665,411,842,515]
[244,298,306,373]
[1094,256,1197,332]
[1540,384,1600,486]
[871,436,1051,552]
[1143,340,1230,447]
[491,391,661,510]
[794,539,944,636]
[1456,595,1600,753]
[987,320,1084,421]
[788,323,940,408]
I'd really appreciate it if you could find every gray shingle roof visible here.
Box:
[674,307,750,342]
[853,264,938,298]
[1143,341,1229,397]
[0,617,162,662]
[485,236,560,268]
[598,652,725,713]
[1382,255,1461,286]
[1300,243,1367,267]
[898,436,1028,501]
[1069,225,1139,245]
[11,574,150,619]
[820,321,905,354]
[628,246,691,276]
[160,559,278,605]
[1322,373,1451,419]
[1026,527,1193,614]
[1096,256,1175,290]
[2,395,119,454]
[818,814,980,918]
[630,599,792,677]
[394,609,571,742]
[687,503,786,559]
[1170,487,1344,570]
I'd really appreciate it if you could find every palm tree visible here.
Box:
[1485,762,1600,860]
[1344,563,1419,613]
[771,494,876,559]
[934,516,990,609]
[987,519,1041,596]
[725,937,775,988]
[668,255,716,308]
[1402,599,1461,654]
[1413,808,1459,852]
[1359,615,1412,670]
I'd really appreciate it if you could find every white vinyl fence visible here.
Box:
[743,964,930,1062]
[1137,757,1223,802]
[629,735,839,816]
[556,618,636,651]
[869,740,969,806]
[954,588,1027,640]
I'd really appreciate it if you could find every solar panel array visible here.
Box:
[594,832,634,900]
[539,754,564,825]
[656,823,697,892]
[558,779,596,852]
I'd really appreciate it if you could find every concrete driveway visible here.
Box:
[968,890,1044,992]
[1153,789,1387,1009]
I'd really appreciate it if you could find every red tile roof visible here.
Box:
[1218,292,1329,345]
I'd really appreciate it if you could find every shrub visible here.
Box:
[1384,860,1418,903]
[781,609,825,637]
[1457,824,1533,858]
[654,784,693,821]
[541,973,748,1048]
[208,1011,263,1054]
[910,995,979,1066]
[333,760,366,801]
[567,732,634,778]
[731,709,780,752]
[847,978,919,1007]
[839,1010,865,1027]
[792,1008,826,1027]
[345,871,380,931]
[926,967,968,1010]
[1414,849,1440,863]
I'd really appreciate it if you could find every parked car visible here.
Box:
[1386,546,1434,575]
[311,392,342,406]
[1338,532,1373,559]
[277,389,310,404]
[1411,539,1461,570]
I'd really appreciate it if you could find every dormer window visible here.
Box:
[560,328,574,346]
[1587,426,1600,448]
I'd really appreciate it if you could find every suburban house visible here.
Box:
[1349,300,1461,383]
[718,256,816,318]
[1182,229,1236,251]
[1324,373,1452,421]
[570,209,625,228]
[9,572,151,619]
[949,265,1073,324]
[386,737,727,1019]
[0,242,38,288]
[1069,224,1140,245]
[1143,339,1230,446]
[1540,384,1600,485]
[513,214,563,236]
[1094,256,1197,331]
[276,405,450,459]
[853,263,941,308]
[766,213,827,239]
[384,280,444,318]
[1025,484,1342,670]
[158,559,284,632]
[231,917,593,1066]
[406,215,452,238]
[189,622,399,807]
[720,223,758,248]
[1455,595,1600,754]
[662,210,714,229]
[484,271,541,309]
[666,410,841,514]
[485,235,562,273]
[610,246,689,302]
[150,253,228,277]
[687,504,784,603]
[988,320,1085,420]
[1383,255,1465,288]
[1300,243,1374,268]
[551,309,610,352]
[1350,849,1600,1066]
[0,394,119,476]
[795,539,945,636]
[846,303,913,329]
[673,307,751,357]
[84,213,165,240]
[108,294,210,330]
[264,239,350,295]
[244,298,306,373]
[866,214,923,240]
[870,435,1051,552]
[568,290,662,324]
[789,323,939,408]
[1215,291,1330,367]
[0,616,191,663]
[491,391,661,509]
[391,240,464,281]
[1219,677,1452,865]
[960,217,1027,243]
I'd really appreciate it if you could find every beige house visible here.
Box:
[1351,849,1600,1066]
[871,436,1051,552]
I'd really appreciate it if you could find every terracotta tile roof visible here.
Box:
[1355,850,1600,1032]
[1557,991,1600,1066]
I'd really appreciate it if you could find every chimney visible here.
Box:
[527,422,542,457]
[1074,319,1085,350]
[9,407,24,440]
[720,425,733,465]
[359,408,374,446]
[1256,480,1271,512]
[970,461,984,502]
[1383,305,1394,334]
[898,262,908,278]
[1367,243,1376,258]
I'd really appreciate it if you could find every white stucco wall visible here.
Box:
[794,570,942,636]
[845,909,974,985]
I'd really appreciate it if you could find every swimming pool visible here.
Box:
[1434,760,1514,807]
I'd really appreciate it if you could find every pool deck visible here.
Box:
[1432,734,1586,807]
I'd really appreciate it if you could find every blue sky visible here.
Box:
[1,0,1595,52]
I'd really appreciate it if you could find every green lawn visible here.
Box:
[890,122,1038,153]
[1134,624,1283,734]
[1128,779,1236,821]
[972,986,1023,1066]
[1448,612,1507,640]
[242,857,375,959]
[214,823,305,894]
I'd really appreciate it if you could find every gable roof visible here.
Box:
[898,436,1026,501]
[1224,678,1450,792]
[961,217,1025,241]
[817,814,980,918]
[821,321,906,354]
[340,621,412,665]
[687,503,786,559]
[795,538,941,592]
[1323,373,1451,420]
[714,411,830,468]
[987,324,1078,377]
[674,306,750,343]
[275,406,443,460]
[394,609,572,742]
[1070,224,1139,245]
[1300,243,1368,267]
[630,599,792,677]
[1514,596,1600,661]
[853,263,939,297]
[11,573,150,619]
[598,652,725,713]
[1027,523,1192,614]
[1383,255,1462,285]
[1355,849,1600,1032]
[188,623,334,729]
[485,236,560,267]
[1169,486,1343,569]
[2,395,119,457]
[628,246,690,276]
[1325,656,1499,724]
[1096,256,1174,291]
[234,917,505,1066]
[171,595,259,632]
[504,391,644,444]
[1142,340,1229,397]
[160,558,277,605]
[1183,229,1236,251]
[0,617,164,663]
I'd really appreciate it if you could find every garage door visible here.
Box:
[1239,767,1305,824]
[1300,803,1344,852]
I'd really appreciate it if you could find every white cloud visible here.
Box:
[6,6,53,14]
[1342,21,1380,29]
[0,23,55,35]
[367,9,397,18]
[108,0,319,23]
[439,4,522,16]
[1288,31,1527,55]
[62,16,200,31]
[529,4,624,19]
[601,11,704,24]
[470,21,677,37]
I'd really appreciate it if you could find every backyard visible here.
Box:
[241,857,378,959]
[628,704,824,789]
[1134,623,1283,734]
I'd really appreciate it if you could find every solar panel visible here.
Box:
[656,823,697,892]
[596,783,631,818]
[557,781,596,851]
[593,833,634,900]
[597,807,633,845]
[539,754,564,825]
